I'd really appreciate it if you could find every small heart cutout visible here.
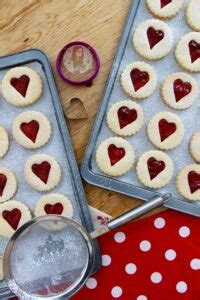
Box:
[189,40,200,63]
[108,144,125,166]
[44,203,63,215]
[117,106,137,129]
[20,120,39,143]
[3,208,21,230]
[32,161,51,184]
[160,0,172,8]
[173,79,192,102]
[147,157,165,180]
[10,75,30,97]
[65,98,88,120]
[188,171,200,194]
[130,68,149,92]
[0,174,7,197]
[158,119,176,142]
[147,27,164,49]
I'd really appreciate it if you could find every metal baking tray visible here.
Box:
[0,49,101,298]
[81,0,200,217]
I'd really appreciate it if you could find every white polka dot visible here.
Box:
[179,226,190,238]
[154,217,165,229]
[137,296,148,300]
[165,249,176,261]
[114,232,126,243]
[102,254,111,266]
[190,258,200,270]
[176,281,187,293]
[86,278,97,289]
[139,240,151,252]
[125,263,137,274]
[150,272,162,284]
[111,286,122,298]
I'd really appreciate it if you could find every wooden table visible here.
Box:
[0,0,165,218]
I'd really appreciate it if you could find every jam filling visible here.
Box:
[188,171,200,194]
[10,75,30,97]
[108,144,125,166]
[147,157,165,180]
[3,208,21,230]
[160,0,172,9]
[189,40,200,63]
[32,161,51,184]
[20,120,39,143]
[0,174,7,197]
[158,119,176,142]
[130,68,149,92]
[173,79,192,102]
[147,27,164,49]
[117,106,137,129]
[44,203,64,215]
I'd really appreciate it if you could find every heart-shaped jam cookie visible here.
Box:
[0,174,7,197]
[188,171,200,194]
[159,119,176,142]
[147,27,164,49]
[3,208,21,230]
[130,68,149,92]
[10,75,30,97]
[44,203,64,215]
[189,40,200,63]
[117,106,137,129]
[160,0,172,9]
[32,161,51,184]
[147,157,165,180]
[20,120,39,143]
[173,79,192,102]
[108,144,125,166]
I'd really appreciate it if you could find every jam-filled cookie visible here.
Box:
[161,72,198,110]
[106,100,144,136]
[2,67,42,107]
[35,193,73,218]
[24,154,61,191]
[186,0,200,32]
[175,32,200,72]
[136,150,174,189]
[0,200,31,238]
[96,137,134,176]
[12,111,51,149]
[146,0,183,19]
[133,19,173,60]
[189,131,200,163]
[0,167,17,203]
[121,61,157,99]
[176,164,200,200]
[0,127,9,158]
[147,111,184,150]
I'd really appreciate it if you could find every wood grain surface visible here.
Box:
[0,0,165,218]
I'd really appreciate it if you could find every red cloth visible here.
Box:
[73,210,200,300]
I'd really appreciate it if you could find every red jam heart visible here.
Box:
[108,144,125,166]
[188,171,200,194]
[160,0,172,8]
[147,157,165,180]
[173,79,192,102]
[44,203,64,215]
[32,161,51,184]
[10,75,30,97]
[158,119,176,142]
[20,120,39,143]
[0,174,7,197]
[3,208,21,230]
[147,27,164,49]
[117,106,137,129]
[130,68,149,92]
[189,40,200,63]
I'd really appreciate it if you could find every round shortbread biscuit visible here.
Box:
[175,32,200,72]
[186,0,200,32]
[189,131,200,163]
[24,154,61,191]
[0,167,17,203]
[2,67,42,107]
[96,137,134,176]
[12,111,51,149]
[133,19,173,60]
[136,150,174,189]
[0,127,9,158]
[0,200,31,238]
[106,100,144,136]
[146,0,183,19]
[147,111,184,150]
[176,164,200,201]
[121,61,157,99]
[161,72,198,110]
[0,255,3,281]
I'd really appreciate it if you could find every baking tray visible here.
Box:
[0,49,101,298]
[81,0,200,217]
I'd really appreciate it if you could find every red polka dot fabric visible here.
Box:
[72,210,200,300]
